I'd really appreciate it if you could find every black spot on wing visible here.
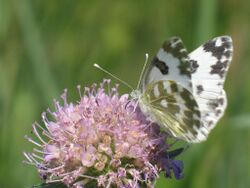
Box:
[162,37,191,77]
[190,60,199,73]
[203,40,225,59]
[208,121,214,127]
[184,110,192,117]
[224,50,232,58]
[218,98,224,105]
[152,57,169,75]
[203,37,233,78]
[208,100,219,109]
[181,118,199,135]
[221,36,228,42]
[216,109,222,116]
[210,60,229,78]
[178,63,191,77]
[193,119,201,128]
[203,37,232,60]
[196,85,204,95]
[170,83,178,93]
[217,82,223,86]
[162,37,188,58]
[208,97,225,111]
[180,89,196,110]
[167,104,181,115]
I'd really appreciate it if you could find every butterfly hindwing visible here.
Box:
[140,80,207,142]
[140,37,192,92]
[189,36,233,131]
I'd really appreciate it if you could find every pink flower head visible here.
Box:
[24,80,184,187]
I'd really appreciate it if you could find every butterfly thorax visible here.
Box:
[130,88,158,122]
[130,89,142,100]
[130,89,148,112]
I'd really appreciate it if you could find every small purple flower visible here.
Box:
[172,160,184,179]
[24,80,184,187]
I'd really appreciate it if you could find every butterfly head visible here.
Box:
[130,89,142,100]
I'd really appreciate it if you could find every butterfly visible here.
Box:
[131,36,233,143]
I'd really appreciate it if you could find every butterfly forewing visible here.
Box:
[189,36,233,131]
[140,37,192,92]
[140,80,207,142]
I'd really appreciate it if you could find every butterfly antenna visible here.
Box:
[93,64,134,90]
[136,53,149,89]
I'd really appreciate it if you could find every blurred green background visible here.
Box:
[0,0,249,187]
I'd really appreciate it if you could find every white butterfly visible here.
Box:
[131,36,233,143]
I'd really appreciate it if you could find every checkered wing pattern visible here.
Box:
[137,36,233,143]
[140,80,206,142]
[189,36,233,131]
[140,37,192,92]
